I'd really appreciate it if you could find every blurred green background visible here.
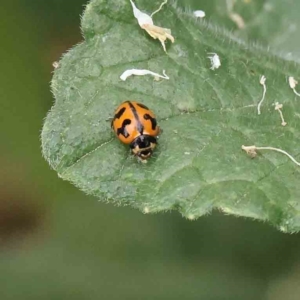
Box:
[1,0,300,299]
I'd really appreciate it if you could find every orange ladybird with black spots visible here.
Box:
[111,101,160,161]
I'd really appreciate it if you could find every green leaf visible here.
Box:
[42,0,300,232]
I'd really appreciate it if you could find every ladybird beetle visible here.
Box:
[111,101,160,161]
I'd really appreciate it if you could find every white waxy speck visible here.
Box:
[289,76,297,89]
[274,102,287,126]
[187,214,196,220]
[242,145,300,167]
[257,75,267,115]
[143,207,150,214]
[52,61,59,69]
[193,10,206,18]
[207,52,221,70]
[288,76,300,97]
[120,69,169,81]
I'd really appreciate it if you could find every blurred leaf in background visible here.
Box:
[1,0,300,299]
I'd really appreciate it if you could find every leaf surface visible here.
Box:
[181,0,300,62]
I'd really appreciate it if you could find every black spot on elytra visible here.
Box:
[111,107,126,128]
[114,107,126,120]
[117,119,131,138]
[136,103,149,110]
[144,114,157,130]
